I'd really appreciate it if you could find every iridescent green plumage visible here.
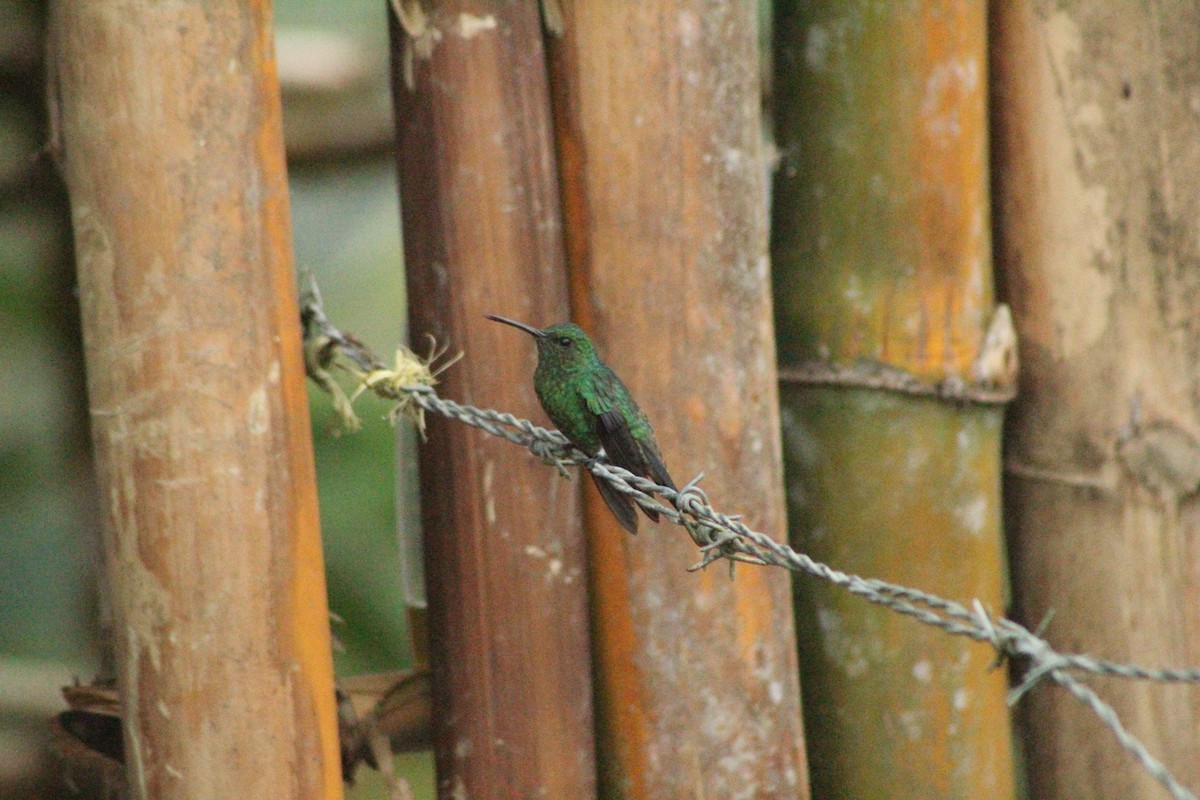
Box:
[486,315,676,534]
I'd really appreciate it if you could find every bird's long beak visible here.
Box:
[485,314,545,338]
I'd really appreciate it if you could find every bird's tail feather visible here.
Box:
[590,473,639,534]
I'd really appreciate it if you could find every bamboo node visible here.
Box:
[778,304,1020,404]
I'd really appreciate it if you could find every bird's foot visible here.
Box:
[529,438,574,479]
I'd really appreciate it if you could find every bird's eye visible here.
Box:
[557,337,573,347]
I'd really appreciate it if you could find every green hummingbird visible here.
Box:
[486,314,676,534]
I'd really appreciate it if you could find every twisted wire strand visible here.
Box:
[300,295,1198,800]
[405,385,1200,800]
[1051,670,1194,800]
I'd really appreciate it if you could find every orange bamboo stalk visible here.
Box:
[47,2,340,799]
[548,4,809,798]
[388,3,596,798]
[992,3,1200,797]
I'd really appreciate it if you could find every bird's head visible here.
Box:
[486,315,599,373]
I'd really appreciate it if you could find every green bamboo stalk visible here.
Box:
[772,2,1016,797]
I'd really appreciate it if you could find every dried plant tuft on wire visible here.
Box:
[301,278,459,436]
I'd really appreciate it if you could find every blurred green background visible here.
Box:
[0,1,431,796]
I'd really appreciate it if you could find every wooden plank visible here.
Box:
[47,3,341,798]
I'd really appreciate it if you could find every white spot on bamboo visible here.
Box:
[805,25,831,70]
[483,460,496,525]
[898,709,924,740]
[954,495,987,535]
[246,387,269,435]
[455,13,497,39]
[817,607,870,677]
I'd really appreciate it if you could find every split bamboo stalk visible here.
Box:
[388,3,596,798]
[547,4,809,798]
[46,2,341,798]
[772,2,1016,797]
[992,3,1200,797]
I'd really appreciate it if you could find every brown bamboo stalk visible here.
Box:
[46,3,341,798]
[388,3,596,798]
[547,4,809,798]
[992,3,1200,797]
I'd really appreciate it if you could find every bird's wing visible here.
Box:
[641,438,676,492]
[584,375,645,476]
[577,380,648,529]
[584,371,676,523]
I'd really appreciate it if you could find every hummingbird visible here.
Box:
[486,314,676,534]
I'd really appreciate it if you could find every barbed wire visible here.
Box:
[301,288,1200,800]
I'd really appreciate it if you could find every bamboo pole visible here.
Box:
[547,4,809,798]
[772,2,1015,797]
[46,3,341,798]
[992,3,1200,797]
[388,3,596,798]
